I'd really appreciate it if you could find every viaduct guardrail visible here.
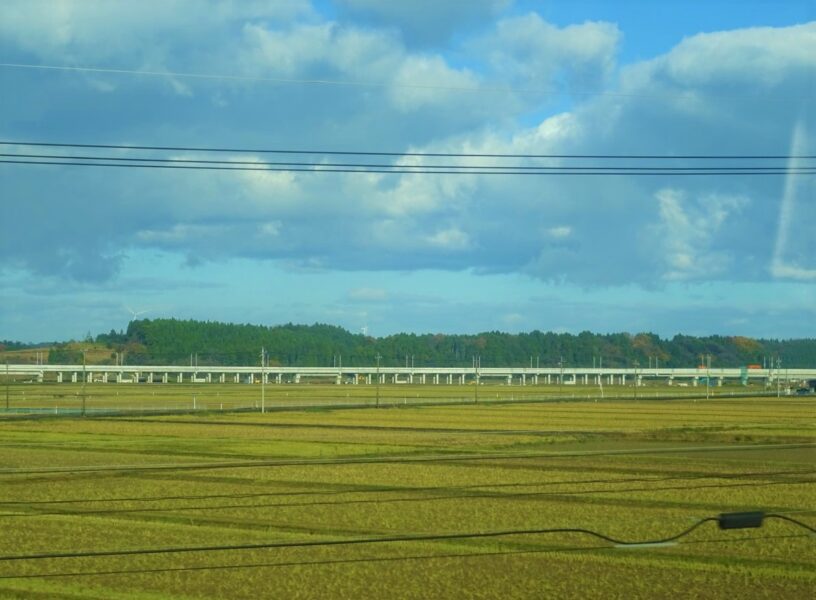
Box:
[4,364,815,387]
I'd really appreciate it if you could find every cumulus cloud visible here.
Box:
[0,0,313,63]
[334,0,512,46]
[1,8,813,292]
[470,14,621,94]
[348,287,389,302]
[546,226,573,239]
[425,227,472,251]
[649,189,748,281]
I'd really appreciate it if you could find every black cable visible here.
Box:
[2,159,812,175]
[765,513,816,534]
[0,518,722,563]
[2,153,810,172]
[2,140,814,160]
[1,512,811,564]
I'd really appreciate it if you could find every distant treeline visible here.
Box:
[0,340,53,351]
[41,319,816,368]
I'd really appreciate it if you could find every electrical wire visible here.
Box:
[3,153,812,172]
[0,513,812,564]
[1,140,814,160]
[765,513,816,534]
[0,62,634,97]
[2,63,811,104]
[3,159,811,176]
[0,519,722,562]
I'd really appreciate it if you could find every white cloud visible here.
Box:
[240,21,401,78]
[348,287,388,301]
[425,227,471,250]
[136,223,226,244]
[660,24,816,87]
[1,8,813,292]
[0,0,313,63]
[334,0,512,46]
[650,189,748,281]
[546,226,572,239]
[388,55,481,111]
[472,14,620,92]
[259,222,282,237]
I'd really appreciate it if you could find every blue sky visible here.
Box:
[1,0,814,342]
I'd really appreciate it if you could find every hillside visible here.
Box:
[25,319,813,368]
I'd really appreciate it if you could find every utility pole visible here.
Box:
[81,350,87,417]
[706,354,711,401]
[776,356,781,398]
[633,360,639,400]
[474,355,480,404]
[597,362,604,401]
[375,353,381,408]
[5,361,9,411]
[559,356,564,398]
[260,347,266,414]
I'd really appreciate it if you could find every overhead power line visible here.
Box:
[2,62,799,101]
[0,62,595,96]
[3,158,812,176]
[1,141,814,160]
[8,153,813,171]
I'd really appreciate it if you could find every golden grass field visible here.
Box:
[0,384,813,598]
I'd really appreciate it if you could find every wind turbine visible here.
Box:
[125,306,149,323]
[120,307,149,367]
